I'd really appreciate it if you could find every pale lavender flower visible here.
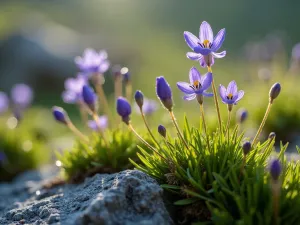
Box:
[0,92,9,114]
[184,21,226,67]
[75,48,110,75]
[219,81,244,105]
[177,67,213,103]
[62,75,87,104]
[135,98,158,115]
[11,84,33,109]
[87,115,108,131]
[292,43,300,61]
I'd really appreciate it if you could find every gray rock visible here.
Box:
[0,169,173,225]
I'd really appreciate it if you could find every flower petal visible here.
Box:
[211,28,226,52]
[177,82,195,94]
[98,60,110,73]
[184,31,200,50]
[183,93,196,101]
[203,91,213,97]
[201,72,213,91]
[194,46,212,55]
[233,90,244,103]
[62,91,77,104]
[186,52,203,61]
[189,67,201,84]
[212,51,226,58]
[199,21,213,43]
[219,85,227,101]
[199,57,207,67]
[226,81,238,96]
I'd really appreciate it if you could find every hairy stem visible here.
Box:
[200,104,211,153]
[140,108,159,147]
[226,110,232,138]
[128,123,167,161]
[125,82,132,103]
[93,80,112,120]
[114,76,123,100]
[252,102,272,145]
[67,122,89,143]
[208,66,222,132]
[169,111,189,149]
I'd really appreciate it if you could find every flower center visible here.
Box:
[203,40,210,48]
[190,80,201,90]
[226,93,233,100]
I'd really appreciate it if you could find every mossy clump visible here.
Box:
[56,129,147,183]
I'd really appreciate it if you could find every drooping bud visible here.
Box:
[116,97,132,124]
[52,106,69,124]
[82,85,97,112]
[236,108,248,124]
[242,141,251,155]
[158,125,167,138]
[112,64,122,78]
[134,90,144,109]
[269,132,276,140]
[269,83,281,103]
[156,76,173,111]
[269,159,282,181]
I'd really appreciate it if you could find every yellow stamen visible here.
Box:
[193,80,199,88]
[227,93,233,100]
[203,39,210,48]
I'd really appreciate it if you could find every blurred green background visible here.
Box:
[0,0,299,145]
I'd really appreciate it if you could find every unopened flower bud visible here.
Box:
[134,90,144,109]
[116,97,131,124]
[121,67,130,83]
[82,85,97,112]
[269,132,276,140]
[242,141,251,155]
[158,125,167,138]
[269,159,281,181]
[156,76,173,111]
[52,106,69,124]
[269,83,281,103]
[236,108,248,124]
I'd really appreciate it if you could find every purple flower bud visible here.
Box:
[158,125,166,138]
[11,84,33,109]
[112,64,122,78]
[269,83,281,103]
[0,92,9,114]
[0,151,6,163]
[156,76,173,111]
[121,67,130,83]
[52,106,69,124]
[116,97,131,124]
[236,108,248,124]
[134,90,144,108]
[242,141,251,155]
[269,132,276,139]
[82,85,97,112]
[269,159,282,181]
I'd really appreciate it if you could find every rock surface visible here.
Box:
[0,168,173,225]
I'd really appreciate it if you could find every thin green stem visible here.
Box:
[169,111,189,149]
[252,102,272,145]
[125,82,132,103]
[200,104,211,153]
[93,78,112,120]
[128,123,167,162]
[208,66,222,132]
[140,108,160,147]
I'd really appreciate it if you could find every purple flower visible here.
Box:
[177,67,213,103]
[184,21,226,67]
[236,108,248,123]
[52,106,69,124]
[62,75,87,104]
[0,151,6,162]
[219,81,244,106]
[116,97,131,124]
[292,43,300,61]
[269,159,282,181]
[158,125,166,138]
[11,84,33,109]
[82,85,97,112]
[0,92,9,114]
[87,115,108,131]
[156,76,173,111]
[75,48,110,75]
[135,98,158,115]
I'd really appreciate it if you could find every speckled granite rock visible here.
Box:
[0,169,173,225]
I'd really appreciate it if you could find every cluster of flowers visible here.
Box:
[52,48,158,143]
[115,21,282,183]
